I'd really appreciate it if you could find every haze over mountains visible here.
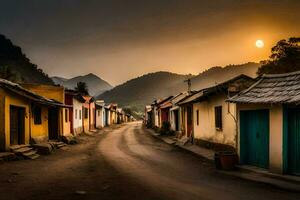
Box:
[0,34,260,116]
[98,62,260,115]
[52,73,113,96]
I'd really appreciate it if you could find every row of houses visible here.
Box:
[145,71,300,176]
[0,78,133,152]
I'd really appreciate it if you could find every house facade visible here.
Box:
[169,92,189,132]
[89,98,96,130]
[0,79,66,151]
[95,100,105,128]
[21,84,69,138]
[228,71,300,175]
[73,95,85,135]
[82,96,91,133]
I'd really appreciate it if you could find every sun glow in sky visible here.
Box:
[256,40,264,48]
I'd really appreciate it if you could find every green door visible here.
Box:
[287,108,300,175]
[240,109,269,169]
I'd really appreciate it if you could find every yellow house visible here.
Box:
[0,79,65,151]
[21,84,70,137]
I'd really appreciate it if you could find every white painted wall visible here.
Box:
[193,94,237,147]
[96,107,104,128]
[170,108,181,132]
[73,98,83,135]
[154,106,159,127]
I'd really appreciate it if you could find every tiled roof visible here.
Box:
[228,71,300,104]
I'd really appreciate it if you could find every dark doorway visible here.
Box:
[287,108,300,175]
[10,106,25,145]
[187,106,193,137]
[48,107,59,140]
[174,110,179,131]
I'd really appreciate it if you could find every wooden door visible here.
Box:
[240,109,269,169]
[48,108,59,140]
[174,110,179,131]
[10,106,25,145]
[287,108,300,175]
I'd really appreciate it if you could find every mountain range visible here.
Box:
[52,73,113,96]
[98,62,260,116]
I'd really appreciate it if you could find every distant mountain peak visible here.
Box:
[51,73,113,96]
[98,62,260,117]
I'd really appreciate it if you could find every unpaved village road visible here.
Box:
[0,122,299,200]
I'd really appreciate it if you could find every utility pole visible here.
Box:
[184,77,192,94]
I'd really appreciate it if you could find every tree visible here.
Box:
[75,81,89,95]
[0,65,18,81]
[257,37,300,76]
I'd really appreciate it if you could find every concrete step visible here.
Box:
[0,152,16,161]
[10,145,40,160]
[11,147,33,154]
[9,144,31,151]
[27,154,40,160]
[237,165,300,185]
[22,150,38,157]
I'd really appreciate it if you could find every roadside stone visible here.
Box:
[33,143,54,155]
[62,135,78,145]
[75,190,87,195]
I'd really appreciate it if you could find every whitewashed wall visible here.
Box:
[96,107,104,128]
[73,98,83,135]
[193,94,237,147]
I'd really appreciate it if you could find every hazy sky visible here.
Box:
[0,0,299,85]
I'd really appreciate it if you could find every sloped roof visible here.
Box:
[0,78,68,107]
[178,74,254,105]
[171,92,190,104]
[177,91,203,105]
[228,71,300,104]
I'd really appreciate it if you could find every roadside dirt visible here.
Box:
[0,125,162,200]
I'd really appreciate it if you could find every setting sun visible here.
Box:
[256,39,264,48]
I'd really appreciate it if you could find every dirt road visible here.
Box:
[0,122,298,200]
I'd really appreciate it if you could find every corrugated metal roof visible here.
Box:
[228,71,300,104]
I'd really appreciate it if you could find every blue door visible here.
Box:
[240,109,270,169]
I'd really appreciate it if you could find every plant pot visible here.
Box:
[219,151,238,170]
[215,151,238,170]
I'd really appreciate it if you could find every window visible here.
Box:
[196,110,199,126]
[79,110,82,120]
[33,106,42,124]
[75,109,78,119]
[65,109,68,122]
[84,108,89,119]
[215,106,222,130]
[98,110,100,116]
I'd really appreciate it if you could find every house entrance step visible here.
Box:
[0,152,16,161]
[237,165,300,185]
[9,145,40,160]
[48,141,67,149]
